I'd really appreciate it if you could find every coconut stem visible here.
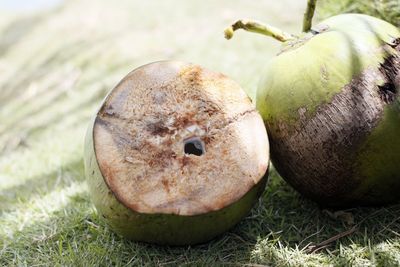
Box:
[224,19,295,42]
[302,0,317,32]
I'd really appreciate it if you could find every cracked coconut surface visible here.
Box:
[93,61,269,215]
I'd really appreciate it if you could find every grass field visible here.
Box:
[1,0,400,266]
[320,0,400,27]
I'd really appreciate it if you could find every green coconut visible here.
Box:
[225,2,400,207]
[84,60,270,245]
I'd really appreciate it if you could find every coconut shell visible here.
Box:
[257,14,400,207]
[84,61,269,245]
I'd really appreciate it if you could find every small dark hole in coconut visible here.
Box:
[388,38,400,48]
[184,138,204,156]
[310,29,320,35]
[378,82,397,103]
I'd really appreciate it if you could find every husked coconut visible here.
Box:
[84,60,270,245]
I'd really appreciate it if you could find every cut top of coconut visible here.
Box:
[93,61,269,216]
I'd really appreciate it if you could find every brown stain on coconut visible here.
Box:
[92,61,269,216]
[269,40,400,205]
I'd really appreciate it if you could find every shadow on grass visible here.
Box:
[0,158,84,213]
[0,37,96,112]
[0,38,94,105]
[0,27,130,107]
[0,50,130,145]
[0,81,107,155]
[1,168,400,265]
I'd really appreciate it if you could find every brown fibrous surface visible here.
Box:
[93,61,269,215]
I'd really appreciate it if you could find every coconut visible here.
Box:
[225,3,400,207]
[84,61,270,245]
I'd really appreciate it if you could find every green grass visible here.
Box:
[1,0,400,266]
[320,0,400,26]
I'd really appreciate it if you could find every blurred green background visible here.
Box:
[1,0,400,266]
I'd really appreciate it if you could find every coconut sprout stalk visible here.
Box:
[224,0,317,42]
[224,0,400,207]
[224,20,296,42]
[302,0,317,32]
